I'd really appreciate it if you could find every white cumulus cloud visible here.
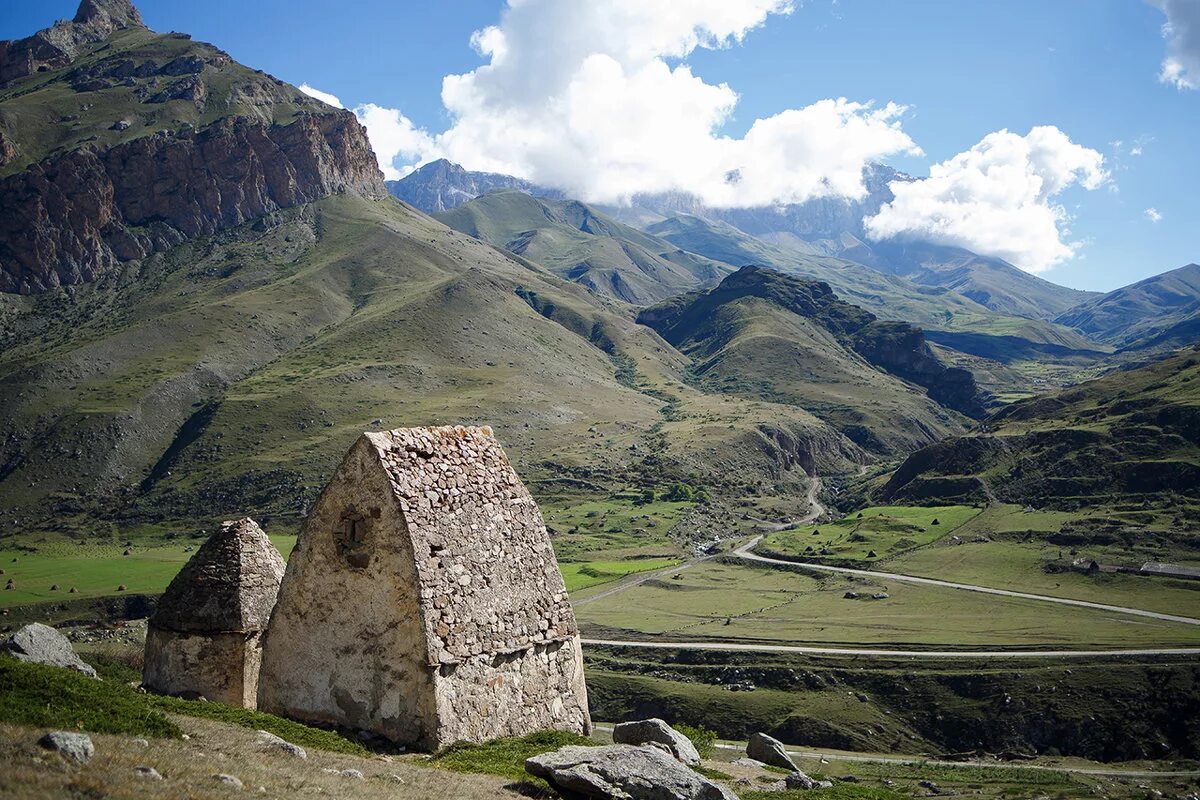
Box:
[338,0,919,204]
[1154,0,1200,89]
[299,83,344,109]
[1145,207,1163,222]
[864,126,1108,273]
[353,104,436,180]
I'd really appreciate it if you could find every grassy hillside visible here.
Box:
[881,345,1200,507]
[1055,262,1200,349]
[0,193,872,540]
[647,215,1107,349]
[638,266,976,455]
[436,191,729,304]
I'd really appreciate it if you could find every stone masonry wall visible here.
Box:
[142,627,259,707]
[363,427,579,665]
[257,436,436,744]
[432,637,590,747]
[259,426,591,749]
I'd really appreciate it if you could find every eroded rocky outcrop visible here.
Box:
[0,111,385,293]
[0,0,145,87]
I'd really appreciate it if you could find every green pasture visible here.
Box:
[542,496,692,561]
[575,561,1200,648]
[762,505,982,563]
[0,537,297,606]
[560,558,680,592]
[887,539,1200,618]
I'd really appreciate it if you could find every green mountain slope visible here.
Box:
[0,193,869,535]
[637,266,980,455]
[881,345,1200,506]
[435,191,729,304]
[1055,263,1200,349]
[645,215,1103,357]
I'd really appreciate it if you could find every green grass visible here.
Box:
[543,496,692,561]
[762,505,982,564]
[560,558,679,592]
[0,653,367,755]
[0,657,181,738]
[0,536,296,606]
[431,729,595,782]
[147,695,367,756]
[577,560,1200,647]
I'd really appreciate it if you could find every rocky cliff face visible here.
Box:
[0,0,387,294]
[0,0,145,86]
[1,112,385,293]
[850,320,987,419]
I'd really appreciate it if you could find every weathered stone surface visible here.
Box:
[143,518,284,708]
[135,766,163,780]
[0,112,385,294]
[526,744,737,800]
[2,623,97,678]
[257,731,306,759]
[214,773,243,789]
[39,731,94,763]
[746,732,797,771]
[0,0,144,87]
[259,425,591,750]
[613,718,701,765]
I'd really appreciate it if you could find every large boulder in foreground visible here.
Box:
[1,623,97,678]
[526,744,737,800]
[612,718,701,765]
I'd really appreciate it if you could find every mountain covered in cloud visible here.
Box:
[389,158,1097,321]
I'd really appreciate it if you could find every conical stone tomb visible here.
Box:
[143,518,285,707]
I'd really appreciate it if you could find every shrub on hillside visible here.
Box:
[673,722,717,759]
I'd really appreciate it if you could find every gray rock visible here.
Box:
[339,768,365,779]
[256,731,307,759]
[785,771,819,790]
[38,731,94,763]
[132,738,150,748]
[214,774,243,789]
[135,766,163,780]
[613,718,701,765]
[746,732,797,771]
[526,744,736,800]
[3,623,97,678]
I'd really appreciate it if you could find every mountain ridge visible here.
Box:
[0,2,385,293]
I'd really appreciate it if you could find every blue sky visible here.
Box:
[4,0,1196,292]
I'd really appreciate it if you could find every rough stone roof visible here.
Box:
[363,425,578,665]
[151,518,286,634]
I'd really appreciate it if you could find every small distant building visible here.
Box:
[257,425,591,750]
[1139,562,1200,581]
[143,518,285,708]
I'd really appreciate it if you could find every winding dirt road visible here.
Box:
[732,537,1200,627]
[576,475,1200,658]
[581,637,1200,659]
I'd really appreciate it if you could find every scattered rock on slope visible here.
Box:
[746,732,797,771]
[526,744,737,800]
[39,731,94,763]
[612,718,701,765]
[2,623,98,678]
